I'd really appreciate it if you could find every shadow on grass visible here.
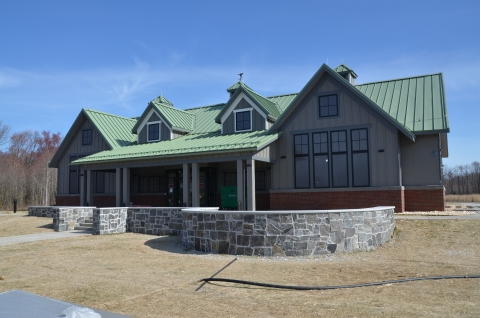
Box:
[144,235,205,255]
[37,223,54,229]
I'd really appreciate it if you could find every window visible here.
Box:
[313,132,329,188]
[82,129,92,145]
[149,176,159,193]
[95,171,105,193]
[255,171,266,190]
[235,110,252,132]
[351,129,370,187]
[331,130,348,187]
[69,156,78,194]
[224,172,236,186]
[294,134,310,188]
[319,94,338,118]
[138,176,149,193]
[147,122,160,142]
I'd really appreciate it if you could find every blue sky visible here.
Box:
[0,0,478,167]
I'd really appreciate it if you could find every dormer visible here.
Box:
[334,64,358,85]
[132,95,194,144]
[216,82,282,135]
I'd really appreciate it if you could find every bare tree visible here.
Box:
[0,120,11,147]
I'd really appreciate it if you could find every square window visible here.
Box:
[148,122,160,141]
[235,110,251,131]
[318,94,338,118]
[82,129,92,145]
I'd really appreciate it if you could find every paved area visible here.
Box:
[0,230,92,247]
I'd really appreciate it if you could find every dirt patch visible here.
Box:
[0,219,479,317]
[0,213,54,237]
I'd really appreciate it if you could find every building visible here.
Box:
[49,64,449,212]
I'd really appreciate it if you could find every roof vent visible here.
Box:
[334,64,358,85]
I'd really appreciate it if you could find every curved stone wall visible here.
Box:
[181,207,395,256]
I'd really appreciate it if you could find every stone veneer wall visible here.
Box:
[29,206,94,232]
[182,207,395,256]
[127,207,183,235]
[92,208,127,235]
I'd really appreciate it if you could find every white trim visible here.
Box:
[233,108,253,132]
[220,92,267,124]
[147,121,161,142]
[137,108,162,135]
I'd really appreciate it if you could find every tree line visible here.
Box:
[0,120,62,210]
[443,161,480,195]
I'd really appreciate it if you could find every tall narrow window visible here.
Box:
[235,110,251,132]
[82,129,92,145]
[95,171,105,193]
[313,132,329,188]
[319,94,338,118]
[147,122,160,142]
[69,156,78,194]
[351,129,370,187]
[149,176,159,193]
[294,134,310,188]
[331,130,348,187]
[255,171,266,190]
[138,176,149,193]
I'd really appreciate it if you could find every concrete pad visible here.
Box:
[0,230,92,247]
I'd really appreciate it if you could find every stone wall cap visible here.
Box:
[182,206,395,214]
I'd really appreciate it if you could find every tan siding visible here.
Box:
[57,117,110,195]
[400,134,441,186]
[272,73,400,190]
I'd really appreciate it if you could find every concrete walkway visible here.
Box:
[0,230,92,247]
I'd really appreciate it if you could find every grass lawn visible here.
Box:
[0,218,479,317]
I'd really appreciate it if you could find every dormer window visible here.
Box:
[82,129,92,145]
[234,109,252,132]
[147,121,161,142]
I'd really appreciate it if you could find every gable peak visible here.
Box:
[151,94,174,107]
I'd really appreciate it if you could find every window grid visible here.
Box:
[224,172,237,186]
[294,134,310,188]
[313,132,329,188]
[147,122,160,141]
[138,176,149,193]
[351,129,370,187]
[235,110,251,131]
[82,129,92,145]
[330,130,349,188]
[319,94,338,118]
[149,176,159,193]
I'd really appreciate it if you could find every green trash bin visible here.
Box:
[221,186,237,209]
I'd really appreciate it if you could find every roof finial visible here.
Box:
[238,73,243,82]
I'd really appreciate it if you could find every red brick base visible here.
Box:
[130,194,166,207]
[270,190,405,213]
[404,188,445,212]
[55,195,80,206]
[93,195,116,208]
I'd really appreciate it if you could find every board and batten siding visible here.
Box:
[138,112,171,144]
[223,98,266,134]
[57,117,110,195]
[400,134,441,186]
[254,143,276,161]
[272,73,401,190]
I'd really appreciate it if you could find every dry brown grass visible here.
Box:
[0,219,479,317]
[0,213,54,237]
[446,194,480,202]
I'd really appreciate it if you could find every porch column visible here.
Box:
[183,163,191,207]
[86,170,93,206]
[236,160,245,210]
[115,168,122,207]
[246,159,256,211]
[123,167,130,207]
[80,169,86,206]
[191,163,200,207]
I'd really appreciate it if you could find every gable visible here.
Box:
[222,97,267,134]
[137,108,172,143]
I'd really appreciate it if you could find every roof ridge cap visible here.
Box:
[356,72,443,86]
[152,102,195,117]
[266,92,299,98]
[83,108,137,121]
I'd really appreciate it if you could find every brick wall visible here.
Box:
[270,190,405,213]
[130,194,166,207]
[404,188,445,212]
[93,195,116,208]
[55,196,80,206]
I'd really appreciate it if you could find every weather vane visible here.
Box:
[238,73,243,82]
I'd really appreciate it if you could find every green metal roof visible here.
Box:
[334,64,358,78]
[151,95,174,106]
[267,93,298,112]
[150,101,195,131]
[83,109,137,148]
[185,103,224,133]
[72,130,282,164]
[355,73,449,133]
